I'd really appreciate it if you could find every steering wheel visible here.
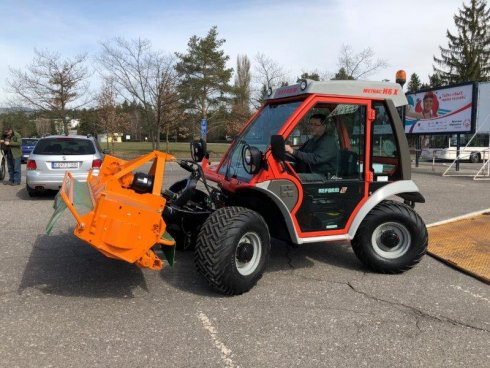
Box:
[285,152,296,162]
[179,160,196,173]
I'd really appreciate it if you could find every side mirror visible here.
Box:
[190,139,207,162]
[102,149,111,154]
[270,135,286,161]
[241,144,262,175]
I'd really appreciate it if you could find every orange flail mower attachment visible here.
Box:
[54,151,175,270]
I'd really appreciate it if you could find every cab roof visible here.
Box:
[266,79,407,107]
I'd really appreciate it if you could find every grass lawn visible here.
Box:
[104,141,231,159]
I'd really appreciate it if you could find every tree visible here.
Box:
[7,49,90,135]
[331,67,355,80]
[298,72,320,81]
[336,44,388,80]
[175,26,233,138]
[407,73,422,92]
[78,108,99,136]
[234,55,251,113]
[253,53,289,108]
[0,111,34,137]
[97,79,130,152]
[434,0,490,84]
[226,55,252,137]
[429,73,444,88]
[98,38,179,149]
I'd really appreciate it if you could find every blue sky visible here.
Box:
[0,0,463,105]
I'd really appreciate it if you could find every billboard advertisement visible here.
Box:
[476,82,490,134]
[405,83,476,134]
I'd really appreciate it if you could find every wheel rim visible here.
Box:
[371,222,411,259]
[235,232,262,276]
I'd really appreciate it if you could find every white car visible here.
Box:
[26,135,107,196]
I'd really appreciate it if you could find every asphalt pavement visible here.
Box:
[0,161,488,368]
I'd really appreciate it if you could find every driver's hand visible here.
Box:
[285,145,294,154]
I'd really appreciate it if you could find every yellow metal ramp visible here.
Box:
[428,212,490,284]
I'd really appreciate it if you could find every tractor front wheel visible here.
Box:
[351,200,427,273]
[194,207,270,295]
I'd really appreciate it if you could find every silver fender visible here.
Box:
[347,180,422,239]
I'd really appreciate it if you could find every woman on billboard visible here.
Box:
[407,91,439,120]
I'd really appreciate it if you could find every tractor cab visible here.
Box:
[202,79,418,242]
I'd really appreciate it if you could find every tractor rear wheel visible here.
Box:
[194,206,270,295]
[351,200,427,273]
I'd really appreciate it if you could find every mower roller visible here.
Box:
[48,75,429,295]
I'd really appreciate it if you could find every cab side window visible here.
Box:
[285,102,366,182]
[371,102,401,179]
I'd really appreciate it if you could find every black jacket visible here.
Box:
[293,133,338,175]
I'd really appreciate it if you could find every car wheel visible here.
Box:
[351,200,427,273]
[26,184,40,197]
[194,207,270,295]
[469,152,480,163]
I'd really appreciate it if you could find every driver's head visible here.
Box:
[308,113,327,138]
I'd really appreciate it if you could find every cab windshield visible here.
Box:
[218,100,302,182]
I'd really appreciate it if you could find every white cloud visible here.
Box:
[0,0,465,104]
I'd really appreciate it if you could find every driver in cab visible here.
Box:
[285,113,338,177]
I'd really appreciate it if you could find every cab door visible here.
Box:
[282,98,373,236]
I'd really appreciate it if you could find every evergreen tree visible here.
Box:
[433,0,490,84]
[298,72,320,81]
[175,26,233,131]
[331,67,355,80]
[407,73,422,92]
[429,73,444,88]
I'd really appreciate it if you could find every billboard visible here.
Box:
[405,83,476,134]
[475,82,490,134]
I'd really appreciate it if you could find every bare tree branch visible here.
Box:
[97,38,179,149]
[337,44,388,80]
[252,53,290,109]
[7,49,91,134]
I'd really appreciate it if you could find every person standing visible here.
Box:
[0,127,22,185]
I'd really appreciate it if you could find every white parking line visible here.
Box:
[197,311,236,368]
[427,208,490,228]
[450,285,490,305]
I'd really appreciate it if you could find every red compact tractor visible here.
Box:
[49,78,428,295]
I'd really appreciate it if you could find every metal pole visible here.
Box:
[415,136,420,167]
[456,134,460,172]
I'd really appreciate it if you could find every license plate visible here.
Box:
[52,162,79,169]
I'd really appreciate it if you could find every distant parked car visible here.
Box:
[26,135,107,196]
[21,138,40,163]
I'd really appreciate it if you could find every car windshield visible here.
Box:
[33,138,96,155]
[22,139,39,146]
[218,100,302,182]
